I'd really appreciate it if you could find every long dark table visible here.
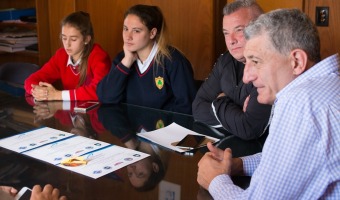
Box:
[0,92,266,200]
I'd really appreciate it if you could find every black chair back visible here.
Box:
[0,62,39,96]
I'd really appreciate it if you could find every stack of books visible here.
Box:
[0,8,36,21]
[0,28,37,53]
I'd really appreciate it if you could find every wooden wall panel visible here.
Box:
[256,0,304,12]
[228,0,340,59]
[38,0,340,79]
[0,0,35,9]
[305,0,340,58]
[228,0,304,12]
[78,0,124,60]
[80,0,223,80]
[150,0,215,80]
[2,0,338,79]
[47,0,76,55]
[36,0,51,66]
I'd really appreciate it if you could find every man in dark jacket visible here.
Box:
[192,0,272,140]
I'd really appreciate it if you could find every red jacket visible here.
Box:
[24,44,111,101]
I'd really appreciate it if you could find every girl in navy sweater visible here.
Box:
[97,4,196,114]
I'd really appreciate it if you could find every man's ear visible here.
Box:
[290,49,308,76]
[150,28,157,40]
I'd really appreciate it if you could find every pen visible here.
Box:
[178,147,193,151]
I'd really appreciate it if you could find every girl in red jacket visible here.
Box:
[25,11,111,101]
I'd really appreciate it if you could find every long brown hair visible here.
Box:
[124,4,171,66]
[61,11,94,86]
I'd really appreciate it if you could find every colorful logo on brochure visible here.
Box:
[60,156,87,167]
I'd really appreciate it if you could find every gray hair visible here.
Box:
[244,8,321,62]
[223,0,264,18]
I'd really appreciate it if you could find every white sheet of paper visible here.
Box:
[23,136,111,165]
[137,123,219,152]
[0,127,74,153]
[57,145,149,179]
[0,127,150,179]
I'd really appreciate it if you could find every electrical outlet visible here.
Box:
[315,7,329,27]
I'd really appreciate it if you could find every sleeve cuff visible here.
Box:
[116,63,131,75]
[62,101,71,110]
[62,90,70,101]
[241,153,262,176]
[209,174,244,200]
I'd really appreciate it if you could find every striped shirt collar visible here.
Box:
[276,53,339,103]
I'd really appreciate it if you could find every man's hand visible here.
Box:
[30,184,67,200]
[206,142,224,161]
[0,186,17,197]
[217,92,226,98]
[197,144,233,190]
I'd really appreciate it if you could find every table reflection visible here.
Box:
[97,104,176,192]
[0,91,266,200]
[33,101,104,139]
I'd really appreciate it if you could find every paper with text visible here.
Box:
[0,127,74,153]
[0,127,149,179]
[23,136,111,165]
[137,123,219,153]
[57,145,149,179]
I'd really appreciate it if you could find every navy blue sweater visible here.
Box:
[97,47,196,114]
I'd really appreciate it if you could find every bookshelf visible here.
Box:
[0,0,50,67]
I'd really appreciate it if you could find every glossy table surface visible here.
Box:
[0,92,265,200]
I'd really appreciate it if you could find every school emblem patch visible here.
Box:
[155,119,164,129]
[155,76,164,90]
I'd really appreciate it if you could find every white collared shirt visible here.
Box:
[137,42,158,74]
[67,56,82,67]
[62,56,82,100]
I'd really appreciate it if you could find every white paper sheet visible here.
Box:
[137,123,219,153]
[0,127,149,179]
[23,136,111,165]
[0,127,74,153]
[57,145,149,179]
